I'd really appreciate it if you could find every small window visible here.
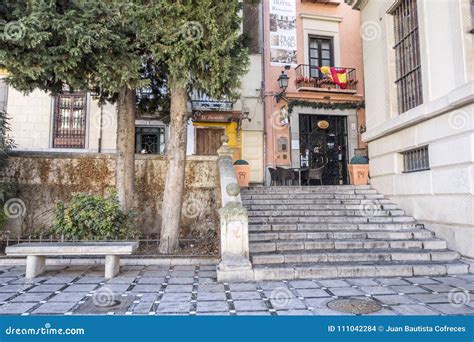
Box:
[135,126,165,154]
[0,79,8,111]
[52,93,87,149]
[402,146,429,173]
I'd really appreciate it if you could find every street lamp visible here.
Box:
[277,70,289,91]
[276,66,291,103]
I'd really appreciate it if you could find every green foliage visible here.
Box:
[349,156,369,164]
[288,100,365,114]
[0,108,16,229]
[0,1,144,96]
[0,182,17,228]
[1,0,251,106]
[0,108,15,169]
[52,192,136,241]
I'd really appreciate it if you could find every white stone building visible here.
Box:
[346,0,474,257]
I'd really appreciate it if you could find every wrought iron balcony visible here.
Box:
[295,64,357,92]
[190,91,234,112]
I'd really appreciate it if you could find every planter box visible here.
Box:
[234,165,250,188]
[348,164,369,185]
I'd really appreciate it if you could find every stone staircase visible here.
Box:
[241,185,470,281]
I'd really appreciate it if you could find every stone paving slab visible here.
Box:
[0,265,471,316]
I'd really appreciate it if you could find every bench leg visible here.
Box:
[105,255,120,279]
[26,256,46,279]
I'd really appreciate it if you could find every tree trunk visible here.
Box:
[116,87,136,211]
[159,80,188,253]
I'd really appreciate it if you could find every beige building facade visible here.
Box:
[347,0,474,257]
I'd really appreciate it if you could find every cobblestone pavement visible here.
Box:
[0,265,472,316]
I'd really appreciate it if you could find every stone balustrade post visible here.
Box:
[216,183,253,282]
[217,135,242,207]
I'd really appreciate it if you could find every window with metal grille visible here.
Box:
[471,0,474,33]
[135,126,165,154]
[390,0,423,113]
[0,79,8,111]
[52,93,87,149]
[402,146,429,173]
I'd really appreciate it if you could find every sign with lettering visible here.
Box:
[269,0,297,66]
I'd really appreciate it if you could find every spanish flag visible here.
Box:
[319,66,348,89]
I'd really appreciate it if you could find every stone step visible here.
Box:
[246,203,400,210]
[247,209,406,217]
[242,194,385,200]
[249,238,447,253]
[243,199,393,205]
[241,186,465,280]
[250,249,460,265]
[249,229,435,241]
[252,261,470,280]
[243,189,379,195]
[249,222,423,232]
[248,216,416,224]
[245,185,372,191]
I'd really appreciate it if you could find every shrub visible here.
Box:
[349,156,369,164]
[233,159,249,165]
[52,191,136,240]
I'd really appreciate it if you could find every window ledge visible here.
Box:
[362,81,474,143]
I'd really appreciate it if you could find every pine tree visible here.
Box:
[0,1,143,211]
[137,1,249,253]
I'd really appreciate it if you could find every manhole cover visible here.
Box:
[327,297,382,314]
[75,296,134,314]
[95,299,121,307]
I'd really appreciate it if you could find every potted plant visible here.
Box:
[348,155,369,185]
[233,159,251,188]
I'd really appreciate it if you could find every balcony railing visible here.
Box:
[190,91,234,112]
[295,64,357,92]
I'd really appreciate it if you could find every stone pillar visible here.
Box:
[25,255,46,279]
[217,135,241,207]
[216,183,254,282]
[104,255,120,279]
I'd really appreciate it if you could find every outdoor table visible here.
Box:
[291,167,309,186]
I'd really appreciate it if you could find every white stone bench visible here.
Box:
[5,242,139,279]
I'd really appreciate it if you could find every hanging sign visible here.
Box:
[269,0,297,66]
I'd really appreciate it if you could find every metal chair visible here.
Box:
[276,167,295,186]
[308,165,326,185]
[268,167,280,186]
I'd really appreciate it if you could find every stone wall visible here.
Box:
[1,152,221,236]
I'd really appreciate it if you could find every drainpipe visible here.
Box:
[259,0,268,186]
[98,103,103,153]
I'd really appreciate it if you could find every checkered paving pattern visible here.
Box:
[0,265,472,316]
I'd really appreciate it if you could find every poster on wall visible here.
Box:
[269,0,297,66]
